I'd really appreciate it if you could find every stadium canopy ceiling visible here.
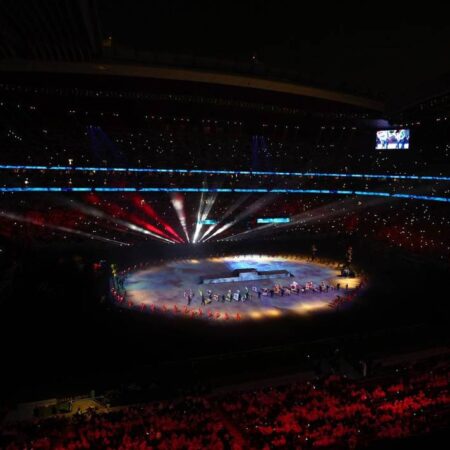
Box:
[0,0,449,112]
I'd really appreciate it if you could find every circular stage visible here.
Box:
[117,255,361,322]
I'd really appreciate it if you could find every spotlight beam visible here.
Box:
[66,198,176,244]
[220,223,276,241]
[192,189,206,243]
[0,210,130,246]
[97,200,179,242]
[221,191,402,242]
[203,194,279,242]
[193,188,219,243]
[132,195,184,242]
[199,194,250,242]
[171,194,190,242]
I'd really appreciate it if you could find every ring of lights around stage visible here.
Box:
[115,255,362,322]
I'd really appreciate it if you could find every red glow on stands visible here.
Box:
[25,211,45,226]
[344,214,359,232]
[26,209,81,229]
[284,200,303,215]
[86,193,102,205]
[0,218,15,238]
[377,225,439,252]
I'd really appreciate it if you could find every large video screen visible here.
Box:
[376,129,410,149]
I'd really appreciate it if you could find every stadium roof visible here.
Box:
[0,1,448,112]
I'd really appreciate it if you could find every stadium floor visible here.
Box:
[122,255,360,322]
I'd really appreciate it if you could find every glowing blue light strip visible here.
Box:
[257,218,291,224]
[1,164,450,182]
[1,186,449,203]
[0,165,48,170]
[198,219,218,225]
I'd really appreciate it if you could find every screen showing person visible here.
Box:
[376,129,410,149]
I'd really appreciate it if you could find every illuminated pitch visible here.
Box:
[116,255,362,322]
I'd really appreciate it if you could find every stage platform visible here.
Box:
[120,255,361,322]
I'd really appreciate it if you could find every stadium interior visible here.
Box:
[0,2,450,449]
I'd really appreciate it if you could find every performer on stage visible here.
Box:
[311,243,318,261]
[199,289,206,305]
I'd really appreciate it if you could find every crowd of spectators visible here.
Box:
[3,397,243,450]
[2,359,449,449]
[221,362,450,448]
[0,86,449,257]
[1,87,449,173]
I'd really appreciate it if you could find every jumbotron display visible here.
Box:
[376,129,410,149]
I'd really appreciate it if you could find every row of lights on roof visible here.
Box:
[3,100,449,131]
[394,122,421,127]
[7,129,23,141]
[321,126,357,130]
[145,115,191,122]
[262,124,301,129]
